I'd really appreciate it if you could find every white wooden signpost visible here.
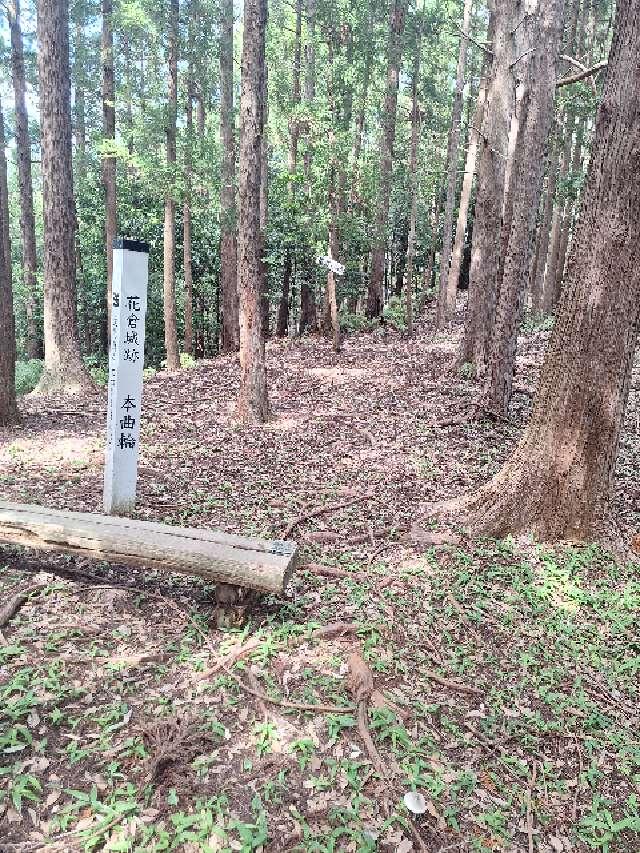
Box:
[103,238,149,515]
[316,255,345,276]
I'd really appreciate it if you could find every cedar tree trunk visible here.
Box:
[236,0,270,422]
[442,0,640,541]
[35,0,93,394]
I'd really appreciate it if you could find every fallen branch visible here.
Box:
[283,493,373,539]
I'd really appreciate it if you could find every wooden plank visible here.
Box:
[0,501,298,594]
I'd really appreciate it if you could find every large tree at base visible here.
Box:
[236,0,269,423]
[438,0,640,542]
[35,0,93,394]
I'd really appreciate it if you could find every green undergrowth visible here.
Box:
[1,542,638,851]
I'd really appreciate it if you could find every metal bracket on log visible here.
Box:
[0,501,299,594]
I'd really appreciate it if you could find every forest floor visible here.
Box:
[1,311,639,853]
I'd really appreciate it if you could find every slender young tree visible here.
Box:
[436,0,473,327]
[438,0,640,541]
[405,1,424,338]
[276,0,302,338]
[299,0,317,333]
[530,138,560,315]
[8,0,39,360]
[183,3,195,355]
[220,0,239,352]
[236,0,269,422]
[163,0,180,370]
[366,0,408,318]
[102,0,116,337]
[35,0,92,394]
[447,39,491,309]
[0,95,17,425]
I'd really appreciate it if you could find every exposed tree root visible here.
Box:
[282,493,373,539]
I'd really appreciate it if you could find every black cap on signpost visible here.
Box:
[113,237,149,254]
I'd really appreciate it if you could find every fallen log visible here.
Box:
[0,501,299,594]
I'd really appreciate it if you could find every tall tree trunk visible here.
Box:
[481,0,565,417]
[163,0,180,371]
[541,0,581,314]
[530,137,560,315]
[443,0,640,541]
[183,12,194,356]
[324,34,341,351]
[366,0,408,319]
[299,0,317,333]
[220,0,239,353]
[459,0,513,371]
[436,0,473,327]
[276,0,302,338]
[447,45,490,307]
[102,0,116,342]
[0,95,18,425]
[35,0,92,394]
[405,4,423,339]
[236,0,269,423]
[8,0,39,361]
[349,7,374,211]
[259,64,270,339]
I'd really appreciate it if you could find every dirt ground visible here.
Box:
[1,314,639,852]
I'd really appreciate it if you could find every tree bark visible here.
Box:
[35,0,92,394]
[366,0,408,318]
[459,0,513,372]
[481,0,565,417]
[8,0,39,361]
[220,0,239,353]
[259,63,270,339]
[445,0,640,542]
[102,0,117,343]
[0,95,18,426]
[436,0,473,327]
[530,138,560,315]
[163,0,180,371]
[183,12,194,356]
[324,35,341,352]
[236,0,269,423]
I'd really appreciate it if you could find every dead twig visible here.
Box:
[446,592,482,643]
[526,761,537,853]
[222,664,353,714]
[0,585,44,630]
[283,493,373,539]
[422,668,482,696]
[346,522,409,545]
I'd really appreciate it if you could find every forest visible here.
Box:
[0,0,639,849]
